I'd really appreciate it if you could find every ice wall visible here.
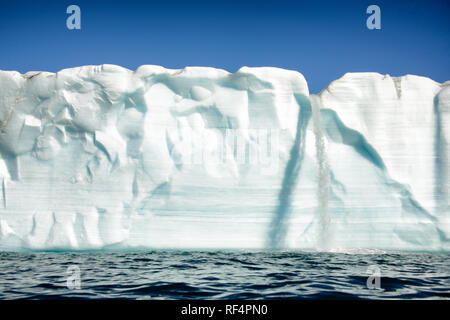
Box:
[311,74,449,251]
[0,65,448,251]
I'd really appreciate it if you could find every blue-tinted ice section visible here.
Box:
[0,66,448,251]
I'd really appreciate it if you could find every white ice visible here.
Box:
[0,65,448,251]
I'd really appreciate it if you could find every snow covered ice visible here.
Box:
[0,64,448,251]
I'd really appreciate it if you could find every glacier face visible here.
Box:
[0,64,448,251]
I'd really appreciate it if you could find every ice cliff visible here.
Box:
[0,64,448,251]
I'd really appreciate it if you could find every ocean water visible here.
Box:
[0,251,448,300]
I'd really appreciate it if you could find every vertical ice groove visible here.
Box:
[268,94,311,249]
[435,85,450,222]
[392,76,402,99]
[311,96,330,250]
[1,177,5,209]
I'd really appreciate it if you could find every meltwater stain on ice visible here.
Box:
[268,94,311,249]
[268,94,332,250]
[311,97,331,251]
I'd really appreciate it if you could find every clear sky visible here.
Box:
[0,0,448,93]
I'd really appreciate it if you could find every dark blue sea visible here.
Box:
[0,251,449,299]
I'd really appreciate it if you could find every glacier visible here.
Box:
[0,64,448,252]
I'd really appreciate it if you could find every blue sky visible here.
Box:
[0,0,448,93]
